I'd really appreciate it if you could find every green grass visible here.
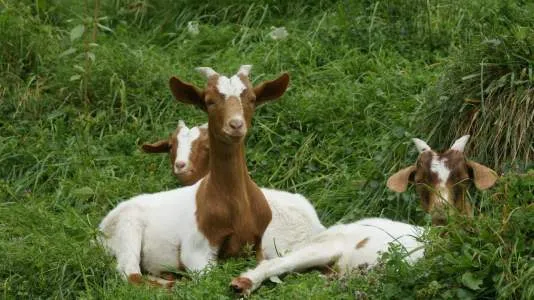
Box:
[1,0,533,299]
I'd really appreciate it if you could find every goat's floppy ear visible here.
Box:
[169,77,206,111]
[253,73,290,106]
[387,165,417,193]
[142,140,171,153]
[467,161,498,190]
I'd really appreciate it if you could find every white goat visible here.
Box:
[230,218,425,295]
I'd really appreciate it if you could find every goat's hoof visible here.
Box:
[230,277,252,295]
[127,273,143,285]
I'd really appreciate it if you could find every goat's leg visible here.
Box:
[254,236,264,262]
[106,217,144,283]
[180,234,217,273]
[230,241,343,295]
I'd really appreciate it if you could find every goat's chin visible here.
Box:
[175,171,199,186]
[222,129,247,142]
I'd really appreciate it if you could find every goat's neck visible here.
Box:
[207,131,252,198]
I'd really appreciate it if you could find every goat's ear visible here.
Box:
[467,161,498,190]
[169,77,206,111]
[142,140,171,153]
[253,73,290,106]
[387,165,417,193]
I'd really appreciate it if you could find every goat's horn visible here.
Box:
[195,67,218,79]
[412,138,431,153]
[237,65,252,77]
[450,135,470,152]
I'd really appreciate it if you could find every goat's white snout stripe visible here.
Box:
[174,127,201,173]
[430,156,451,203]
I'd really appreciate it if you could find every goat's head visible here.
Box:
[169,65,290,143]
[142,120,209,185]
[387,135,498,225]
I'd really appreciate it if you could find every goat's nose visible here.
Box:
[175,161,186,169]
[229,119,244,130]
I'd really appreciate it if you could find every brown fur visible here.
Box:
[146,277,175,289]
[169,69,290,261]
[387,142,498,225]
[355,237,369,249]
[128,273,176,289]
[230,276,253,294]
[127,273,143,285]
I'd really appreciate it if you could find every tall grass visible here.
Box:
[420,32,534,171]
[1,0,532,298]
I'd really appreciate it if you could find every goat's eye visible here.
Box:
[205,99,216,107]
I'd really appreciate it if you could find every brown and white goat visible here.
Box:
[142,120,326,260]
[98,66,290,284]
[231,218,425,295]
[169,65,290,260]
[387,135,498,225]
[142,121,209,185]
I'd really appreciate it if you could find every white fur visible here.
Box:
[261,188,326,258]
[98,181,216,278]
[98,185,326,279]
[430,155,451,203]
[450,135,470,152]
[430,156,450,186]
[175,126,201,173]
[412,138,431,153]
[217,75,246,100]
[237,218,424,294]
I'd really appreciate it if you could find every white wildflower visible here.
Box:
[187,21,199,36]
[269,26,288,40]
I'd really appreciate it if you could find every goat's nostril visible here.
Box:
[176,161,186,169]
[229,119,244,130]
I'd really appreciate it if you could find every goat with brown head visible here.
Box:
[387,135,498,225]
[169,65,290,260]
[142,121,209,185]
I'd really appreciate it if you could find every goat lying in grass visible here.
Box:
[230,217,424,295]
[142,120,325,261]
[388,135,498,225]
[143,121,425,294]
[230,136,498,295]
[99,66,298,286]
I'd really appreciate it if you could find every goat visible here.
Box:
[230,217,424,295]
[142,121,209,186]
[169,65,291,260]
[387,135,498,225]
[98,66,291,285]
[142,120,326,260]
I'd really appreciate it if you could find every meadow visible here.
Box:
[1,0,533,299]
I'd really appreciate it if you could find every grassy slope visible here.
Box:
[0,0,532,299]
